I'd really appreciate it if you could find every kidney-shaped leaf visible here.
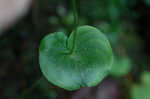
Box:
[39,25,113,90]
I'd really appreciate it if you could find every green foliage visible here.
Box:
[62,13,74,26]
[110,56,132,77]
[131,72,150,99]
[80,0,128,22]
[144,0,150,6]
[61,12,87,27]
[131,85,150,99]
[140,72,150,85]
[98,22,121,45]
[39,25,113,90]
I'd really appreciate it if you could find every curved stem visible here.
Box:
[68,0,78,55]
[72,0,78,27]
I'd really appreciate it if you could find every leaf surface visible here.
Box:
[39,25,113,90]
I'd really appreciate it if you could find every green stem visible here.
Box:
[69,0,78,55]
[72,0,78,27]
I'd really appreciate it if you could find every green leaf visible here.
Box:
[39,25,113,91]
[131,72,150,99]
[110,56,131,77]
[131,85,150,99]
[141,72,150,86]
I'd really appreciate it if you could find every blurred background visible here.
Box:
[0,0,150,99]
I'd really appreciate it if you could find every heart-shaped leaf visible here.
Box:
[39,25,113,90]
